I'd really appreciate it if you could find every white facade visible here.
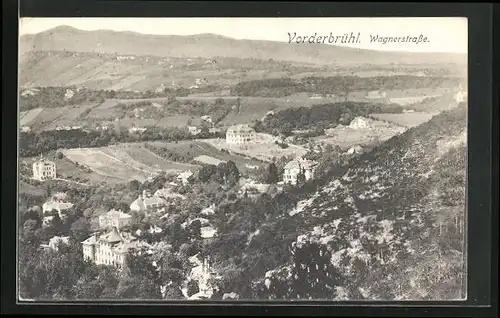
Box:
[189,126,201,135]
[226,124,256,145]
[177,171,193,185]
[283,158,317,185]
[42,200,74,218]
[99,209,132,229]
[82,229,149,268]
[454,90,468,103]
[33,158,56,181]
[48,236,70,251]
[130,190,167,213]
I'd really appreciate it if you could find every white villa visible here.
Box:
[226,124,256,145]
[200,205,215,216]
[200,115,212,124]
[82,228,150,268]
[41,236,70,251]
[42,198,74,218]
[43,216,55,227]
[239,180,271,197]
[177,171,194,185]
[188,126,202,135]
[128,127,147,134]
[201,226,217,244]
[33,157,56,181]
[130,190,167,213]
[153,188,186,201]
[99,209,133,229]
[283,158,317,185]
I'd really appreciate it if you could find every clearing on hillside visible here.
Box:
[142,140,265,175]
[61,145,198,182]
[370,112,438,128]
[202,133,308,162]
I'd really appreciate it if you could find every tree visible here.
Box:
[187,280,200,297]
[296,170,306,186]
[186,220,202,241]
[288,241,342,299]
[198,164,218,183]
[216,160,240,186]
[128,179,140,192]
[70,218,92,242]
[264,163,279,184]
[163,286,185,299]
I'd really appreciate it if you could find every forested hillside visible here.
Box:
[203,103,467,300]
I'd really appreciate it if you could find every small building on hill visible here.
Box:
[349,117,370,129]
[283,158,317,185]
[130,190,167,213]
[40,236,70,251]
[226,124,256,145]
[177,171,194,185]
[99,209,133,230]
[189,126,202,135]
[42,198,74,218]
[345,145,364,155]
[33,157,56,181]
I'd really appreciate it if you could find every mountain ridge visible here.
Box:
[20,26,467,66]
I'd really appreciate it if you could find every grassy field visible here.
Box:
[21,103,101,131]
[144,140,266,175]
[20,108,44,126]
[19,85,456,132]
[18,180,46,196]
[194,155,225,165]
[370,112,438,128]
[21,154,124,185]
[61,145,198,182]
[202,134,308,162]
[314,126,406,149]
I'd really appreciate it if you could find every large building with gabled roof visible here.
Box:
[81,228,150,268]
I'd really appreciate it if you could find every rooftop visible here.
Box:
[99,229,123,243]
[49,236,70,246]
[284,158,317,170]
[201,226,217,239]
[101,209,132,219]
[226,124,255,134]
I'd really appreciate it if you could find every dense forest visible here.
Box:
[230,76,463,98]
[19,126,224,158]
[18,86,232,112]
[114,97,237,124]
[254,102,403,135]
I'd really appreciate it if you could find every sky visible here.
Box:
[20,17,468,54]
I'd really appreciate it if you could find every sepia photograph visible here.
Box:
[17,17,468,302]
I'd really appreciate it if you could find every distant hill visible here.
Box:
[20,26,467,66]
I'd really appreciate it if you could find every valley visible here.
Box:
[17,24,468,302]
